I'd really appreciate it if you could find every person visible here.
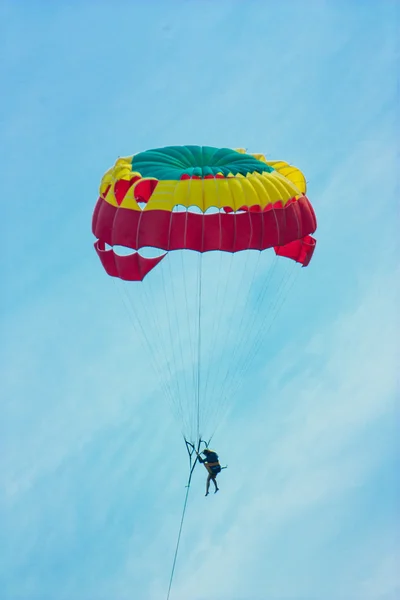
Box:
[197,448,222,496]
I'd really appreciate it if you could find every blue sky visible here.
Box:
[1,1,399,599]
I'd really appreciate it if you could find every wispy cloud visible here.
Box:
[152,266,398,600]
[1,1,398,599]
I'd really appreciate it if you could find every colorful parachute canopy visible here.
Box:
[92,146,317,281]
[92,145,317,445]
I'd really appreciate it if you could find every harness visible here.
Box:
[205,461,222,476]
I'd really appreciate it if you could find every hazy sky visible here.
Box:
[1,1,399,599]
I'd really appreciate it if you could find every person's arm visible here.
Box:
[195,450,205,463]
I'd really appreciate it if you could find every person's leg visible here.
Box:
[205,474,211,496]
[212,475,219,493]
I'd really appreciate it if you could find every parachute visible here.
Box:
[92,145,317,447]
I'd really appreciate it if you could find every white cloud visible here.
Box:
[360,551,400,600]
[148,266,399,600]
[1,2,398,599]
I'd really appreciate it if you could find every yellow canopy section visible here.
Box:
[100,149,307,211]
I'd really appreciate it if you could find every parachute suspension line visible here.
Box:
[166,479,191,600]
[159,253,191,437]
[208,257,298,443]
[196,252,203,442]
[181,248,196,433]
[167,243,191,434]
[166,438,207,600]
[195,171,207,443]
[201,236,226,401]
[204,170,266,434]
[113,280,175,410]
[201,228,264,436]
[212,258,285,429]
[217,252,277,402]
[146,260,194,437]
[200,249,235,435]
[174,175,202,444]
[224,266,299,410]
[198,177,228,434]
[206,250,263,432]
[201,178,248,431]
[180,249,199,443]
[116,277,194,443]
[141,272,182,411]
[169,174,201,441]
[138,272,178,405]
[219,249,262,389]
[223,259,299,409]
[206,237,260,429]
